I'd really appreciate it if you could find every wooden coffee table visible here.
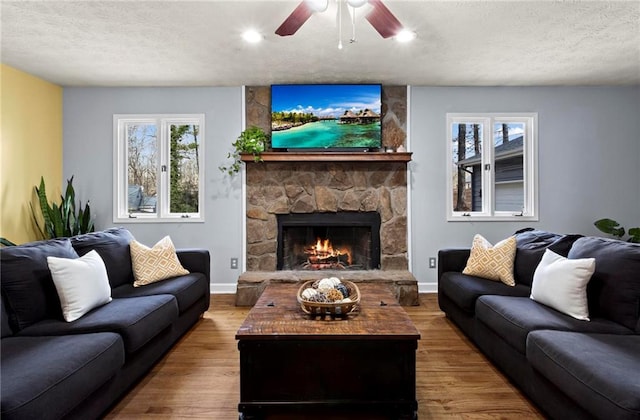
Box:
[236,282,420,420]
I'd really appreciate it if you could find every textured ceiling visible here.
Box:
[1,0,639,87]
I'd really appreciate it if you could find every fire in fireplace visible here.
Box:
[276,212,381,271]
[304,237,352,269]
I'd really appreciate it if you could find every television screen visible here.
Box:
[271,84,382,150]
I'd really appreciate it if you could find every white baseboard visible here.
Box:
[210,283,237,294]
[418,282,438,293]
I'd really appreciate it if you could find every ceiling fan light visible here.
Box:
[242,29,264,44]
[306,0,329,12]
[347,0,368,8]
[395,29,416,43]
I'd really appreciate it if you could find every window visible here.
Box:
[113,114,204,222]
[446,113,538,221]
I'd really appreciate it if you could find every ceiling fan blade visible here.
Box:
[275,1,314,36]
[365,0,404,38]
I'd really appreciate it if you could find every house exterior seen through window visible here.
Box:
[113,114,205,223]
[446,113,538,221]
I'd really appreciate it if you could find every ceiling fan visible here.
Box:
[275,0,404,39]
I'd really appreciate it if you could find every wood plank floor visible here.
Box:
[105,294,544,419]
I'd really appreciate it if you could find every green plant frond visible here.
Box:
[50,203,65,237]
[628,227,640,243]
[594,218,625,238]
[1,237,16,246]
[36,177,54,231]
[31,175,94,239]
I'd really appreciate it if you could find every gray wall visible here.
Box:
[63,86,640,292]
[63,87,244,291]
[409,86,640,290]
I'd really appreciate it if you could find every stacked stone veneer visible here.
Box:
[245,161,408,271]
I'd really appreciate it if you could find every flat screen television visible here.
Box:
[271,84,382,151]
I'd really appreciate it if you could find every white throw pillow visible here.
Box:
[47,250,112,322]
[530,249,595,321]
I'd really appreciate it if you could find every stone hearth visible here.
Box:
[236,270,419,306]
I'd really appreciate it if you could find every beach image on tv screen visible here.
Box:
[271,84,381,149]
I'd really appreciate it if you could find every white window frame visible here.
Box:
[113,114,205,223]
[446,113,538,222]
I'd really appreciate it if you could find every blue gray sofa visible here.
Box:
[1,228,210,419]
[438,230,640,420]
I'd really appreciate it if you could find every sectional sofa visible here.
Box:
[438,229,640,419]
[1,228,210,419]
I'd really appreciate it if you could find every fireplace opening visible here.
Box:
[276,212,381,271]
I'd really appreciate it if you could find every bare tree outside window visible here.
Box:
[452,123,483,212]
[127,124,157,214]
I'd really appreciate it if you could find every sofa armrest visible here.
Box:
[176,249,210,284]
[438,248,470,280]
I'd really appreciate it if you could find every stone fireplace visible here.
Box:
[245,161,408,271]
[235,85,418,306]
[236,160,418,306]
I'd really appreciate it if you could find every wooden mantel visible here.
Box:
[240,151,412,163]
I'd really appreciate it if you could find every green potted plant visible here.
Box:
[219,126,268,175]
[30,175,95,239]
[594,218,640,243]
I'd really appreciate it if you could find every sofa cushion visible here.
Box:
[47,250,112,322]
[439,271,530,314]
[513,230,582,287]
[70,228,134,288]
[112,272,208,314]
[527,331,640,420]
[1,333,124,420]
[530,249,595,321]
[17,295,178,354]
[0,238,77,331]
[463,235,517,286]
[475,295,633,354]
[568,237,640,331]
[130,236,189,287]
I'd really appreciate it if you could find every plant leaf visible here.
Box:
[0,237,16,246]
[594,218,625,238]
[35,176,55,239]
[628,227,640,243]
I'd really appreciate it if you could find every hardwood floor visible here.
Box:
[106,294,543,419]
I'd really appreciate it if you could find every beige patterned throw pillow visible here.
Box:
[463,234,517,286]
[130,236,189,287]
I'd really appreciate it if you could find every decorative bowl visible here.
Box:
[297,280,360,316]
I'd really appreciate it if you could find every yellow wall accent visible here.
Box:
[1,64,63,244]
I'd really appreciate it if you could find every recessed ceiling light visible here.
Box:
[308,0,329,12]
[242,29,263,44]
[395,29,416,43]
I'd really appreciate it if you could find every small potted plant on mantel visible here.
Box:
[219,126,268,175]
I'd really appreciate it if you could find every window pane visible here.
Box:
[127,123,158,215]
[494,123,524,212]
[451,123,483,212]
[169,124,200,213]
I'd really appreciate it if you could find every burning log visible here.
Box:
[303,237,352,269]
